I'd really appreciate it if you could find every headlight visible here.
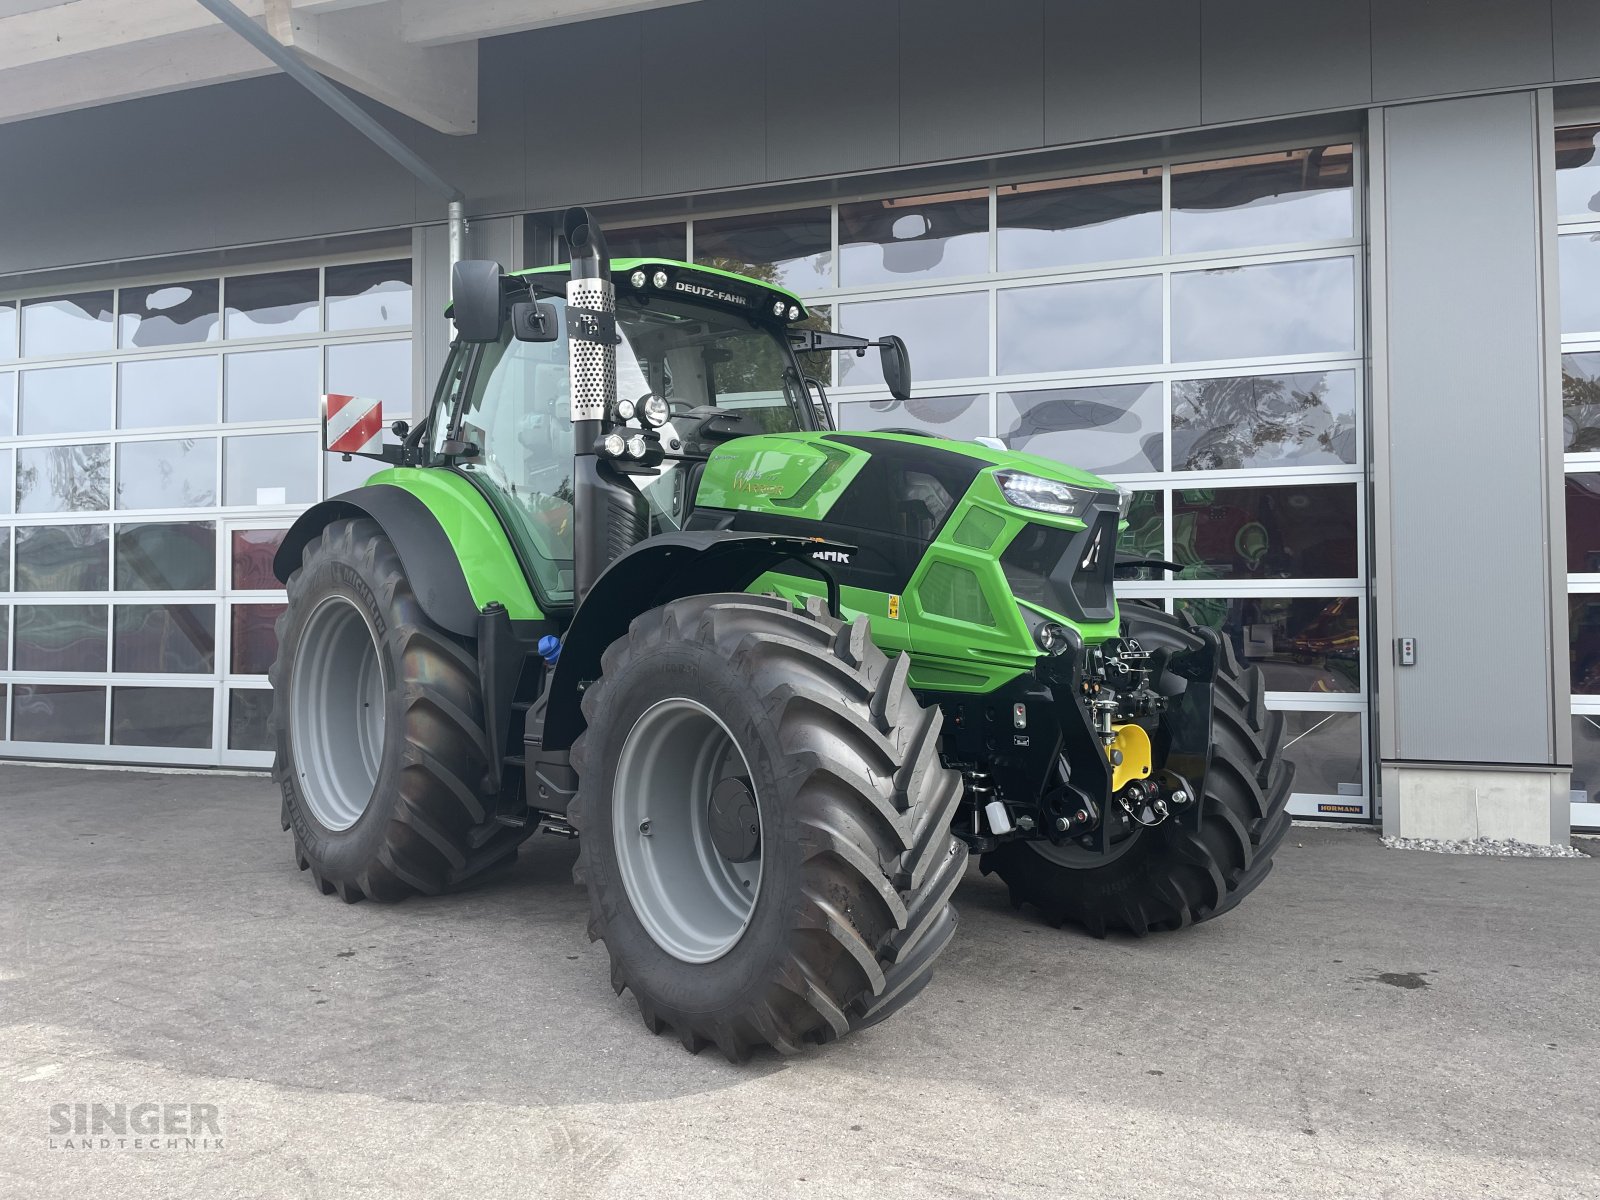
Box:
[614,397,637,422]
[787,305,801,321]
[1035,622,1074,656]
[601,433,626,457]
[1116,484,1134,519]
[641,394,670,427]
[994,470,1097,518]
[625,434,648,459]
[652,269,669,289]
[629,269,647,289]
[772,300,786,317]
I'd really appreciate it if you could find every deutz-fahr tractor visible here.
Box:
[271,208,1292,1060]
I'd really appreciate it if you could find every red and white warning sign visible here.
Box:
[323,393,383,455]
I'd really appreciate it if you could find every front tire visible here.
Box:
[271,518,530,901]
[571,594,967,1060]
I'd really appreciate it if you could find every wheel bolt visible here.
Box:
[638,819,652,836]
[1170,790,1189,806]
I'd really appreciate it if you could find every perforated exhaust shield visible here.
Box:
[567,276,616,422]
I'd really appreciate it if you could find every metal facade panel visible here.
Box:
[1199,0,1372,123]
[763,0,899,180]
[1372,0,1555,101]
[523,18,645,210]
[1379,92,1555,763]
[899,0,1044,164]
[638,0,766,195]
[1554,0,1600,82]
[1044,0,1201,143]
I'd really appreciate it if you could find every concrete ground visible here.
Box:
[0,765,1596,1200]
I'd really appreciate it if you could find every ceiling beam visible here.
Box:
[398,0,700,47]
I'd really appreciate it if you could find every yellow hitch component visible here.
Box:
[1108,723,1153,792]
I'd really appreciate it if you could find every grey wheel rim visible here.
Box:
[613,698,763,964]
[1028,825,1142,868]
[289,594,387,832]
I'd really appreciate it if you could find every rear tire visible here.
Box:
[571,594,966,1060]
[271,518,531,902]
[981,607,1293,936]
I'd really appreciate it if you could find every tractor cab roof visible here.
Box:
[506,258,810,328]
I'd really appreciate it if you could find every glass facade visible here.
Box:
[1558,122,1600,829]
[0,256,411,765]
[601,142,1369,816]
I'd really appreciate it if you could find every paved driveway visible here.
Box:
[1,765,1596,1198]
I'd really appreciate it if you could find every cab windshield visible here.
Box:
[440,290,811,607]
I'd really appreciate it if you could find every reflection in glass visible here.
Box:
[0,527,8,591]
[326,340,409,408]
[1,370,14,434]
[1570,595,1600,694]
[0,448,11,515]
[1279,710,1364,796]
[12,684,105,744]
[116,439,218,509]
[999,382,1161,475]
[119,356,218,428]
[224,269,319,338]
[231,604,286,675]
[1173,370,1357,470]
[1177,596,1360,693]
[19,364,115,435]
[224,434,317,506]
[118,280,220,348]
[0,604,7,669]
[20,292,114,357]
[839,190,989,285]
[116,523,216,591]
[233,529,287,590]
[1173,484,1358,579]
[326,260,412,330]
[1571,714,1600,803]
[0,302,16,360]
[695,208,832,292]
[1116,493,1163,567]
[225,347,320,422]
[1556,125,1600,220]
[229,688,275,751]
[1172,258,1355,362]
[14,605,108,672]
[112,686,213,749]
[1560,234,1600,335]
[997,170,1161,271]
[837,394,989,441]
[998,276,1162,374]
[580,223,685,261]
[1569,474,1600,574]
[16,524,110,591]
[114,605,216,673]
[838,292,988,386]
[1563,353,1600,452]
[16,445,110,513]
[1171,146,1354,253]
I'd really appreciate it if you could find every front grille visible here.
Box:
[1000,510,1118,624]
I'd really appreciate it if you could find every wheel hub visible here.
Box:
[288,594,387,832]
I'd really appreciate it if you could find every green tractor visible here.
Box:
[271,208,1293,1060]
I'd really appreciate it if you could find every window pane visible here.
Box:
[1280,709,1364,796]
[694,207,832,292]
[1171,146,1354,254]
[0,527,8,591]
[16,444,110,513]
[1173,370,1358,471]
[228,688,275,751]
[0,447,11,515]
[0,302,16,361]
[998,276,1162,374]
[838,292,988,386]
[231,529,286,590]
[1177,596,1361,693]
[0,603,8,669]
[1556,125,1600,221]
[999,382,1161,475]
[1118,492,1163,564]
[997,169,1162,271]
[224,269,319,338]
[1563,352,1600,453]
[1560,234,1600,336]
[1567,474,1600,572]
[1571,595,1600,694]
[324,339,409,495]
[116,522,216,591]
[14,604,107,672]
[1572,715,1600,803]
[1174,484,1358,579]
[15,524,109,591]
[114,604,216,673]
[1172,258,1355,362]
[839,190,989,286]
[837,394,989,440]
[12,684,105,744]
[224,433,317,506]
[20,364,115,435]
[225,347,320,422]
[1,370,14,433]
[112,686,213,749]
[118,280,220,348]
[326,259,411,331]
[21,292,114,357]
[119,356,218,428]
[115,438,218,510]
[231,603,286,674]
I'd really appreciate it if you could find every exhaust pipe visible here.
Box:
[564,207,645,602]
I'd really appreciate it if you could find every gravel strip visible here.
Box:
[1381,835,1588,858]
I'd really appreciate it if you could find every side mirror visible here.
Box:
[451,259,504,343]
[511,300,560,343]
[878,335,912,401]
